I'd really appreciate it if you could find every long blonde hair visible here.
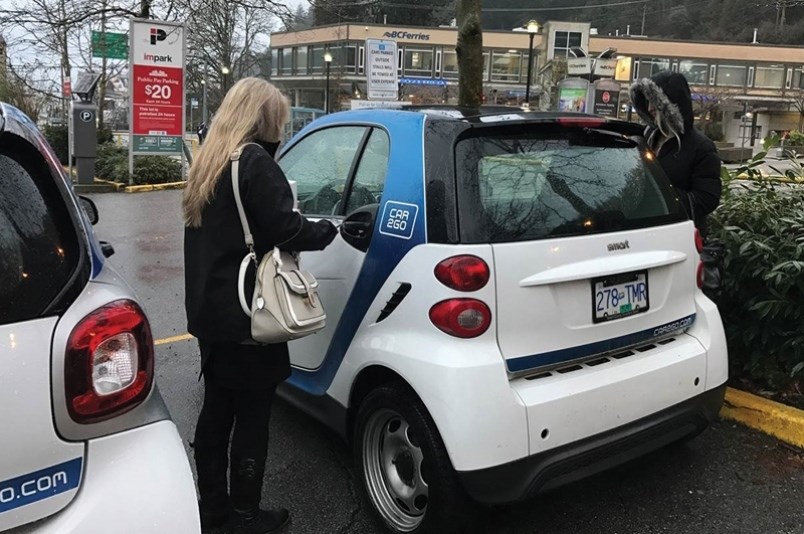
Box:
[183,77,290,227]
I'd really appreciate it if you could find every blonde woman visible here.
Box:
[183,78,336,534]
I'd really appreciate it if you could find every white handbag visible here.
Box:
[231,145,326,344]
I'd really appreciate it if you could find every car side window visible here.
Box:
[0,138,81,325]
[345,128,391,216]
[279,126,367,216]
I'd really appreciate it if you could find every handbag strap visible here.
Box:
[230,144,260,260]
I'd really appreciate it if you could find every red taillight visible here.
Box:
[557,117,606,128]
[696,261,705,289]
[65,300,154,424]
[429,299,491,338]
[434,255,490,292]
[694,228,704,254]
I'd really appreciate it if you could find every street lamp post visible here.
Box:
[324,52,333,113]
[524,20,539,106]
[201,74,208,125]
[221,65,231,94]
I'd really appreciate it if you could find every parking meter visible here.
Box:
[70,101,97,185]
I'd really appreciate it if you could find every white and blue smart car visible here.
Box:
[276,108,728,533]
[0,103,199,532]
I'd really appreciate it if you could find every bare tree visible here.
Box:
[456,0,482,108]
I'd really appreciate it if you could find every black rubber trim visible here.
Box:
[276,381,348,440]
[377,283,412,322]
[457,383,726,504]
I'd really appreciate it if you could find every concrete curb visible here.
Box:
[124,181,186,193]
[720,387,804,449]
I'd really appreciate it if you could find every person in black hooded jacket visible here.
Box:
[183,78,337,534]
[630,71,722,235]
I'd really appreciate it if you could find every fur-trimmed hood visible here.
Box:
[630,71,695,144]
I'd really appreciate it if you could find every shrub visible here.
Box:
[43,124,117,164]
[95,143,182,185]
[710,146,804,390]
[43,124,69,164]
[787,130,804,146]
[702,122,725,142]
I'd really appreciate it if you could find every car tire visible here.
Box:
[353,383,479,534]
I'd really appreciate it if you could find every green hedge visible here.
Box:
[43,124,115,165]
[710,147,804,390]
[96,144,182,185]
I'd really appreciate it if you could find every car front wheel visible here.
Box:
[353,383,477,534]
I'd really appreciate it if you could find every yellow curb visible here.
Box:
[124,181,186,193]
[154,333,194,346]
[720,387,804,449]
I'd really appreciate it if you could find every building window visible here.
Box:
[442,51,458,79]
[679,60,708,85]
[325,45,357,74]
[295,47,308,75]
[795,67,804,89]
[309,46,325,73]
[271,48,278,76]
[282,48,293,75]
[754,64,785,89]
[344,45,357,74]
[715,65,747,87]
[636,57,670,79]
[404,49,434,77]
[441,51,490,80]
[553,31,582,58]
[491,51,522,82]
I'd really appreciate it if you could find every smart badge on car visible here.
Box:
[592,270,649,323]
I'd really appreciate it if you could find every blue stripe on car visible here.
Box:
[506,314,697,373]
[284,111,427,395]
[0,457,82,514]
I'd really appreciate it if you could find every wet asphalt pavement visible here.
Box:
[87,190,804,534]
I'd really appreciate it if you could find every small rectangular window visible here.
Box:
[491,51,522,82]
[679,60,708,85]
[754,64,785,89]
[404,49,434,77]
[716,64,746,87]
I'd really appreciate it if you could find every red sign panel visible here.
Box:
[63,80,72,98]
[131,64,184,136]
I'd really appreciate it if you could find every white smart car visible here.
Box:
[275,107,728,534]
[0,103,199,533]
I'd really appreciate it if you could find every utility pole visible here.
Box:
[641,2,647,35]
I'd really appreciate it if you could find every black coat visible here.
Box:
[653,128,722,233]
[630,71,722,234]
[184,142,336,387]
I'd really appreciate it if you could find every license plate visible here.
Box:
[592,271,649,323]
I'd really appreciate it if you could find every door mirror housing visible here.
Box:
[79,195,99,225]
[341,204,378,252]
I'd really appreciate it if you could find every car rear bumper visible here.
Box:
[457,382,726,505]
[16,420,200,533]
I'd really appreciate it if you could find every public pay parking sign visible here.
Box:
[130,19,185,153]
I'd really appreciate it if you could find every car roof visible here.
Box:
[321,105,644,136]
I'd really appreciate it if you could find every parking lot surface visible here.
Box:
[89,190,804,534]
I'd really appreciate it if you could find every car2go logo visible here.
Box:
[0,458,82,514]
[379,201,418,240]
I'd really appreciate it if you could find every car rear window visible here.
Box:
[0,135,82,325]
[454,125,686,244]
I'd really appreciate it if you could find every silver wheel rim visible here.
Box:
[362,408,429,532]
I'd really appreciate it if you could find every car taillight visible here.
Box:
[696,261,705,290]
[695,228,704,289]
[65,300,154,424]
[694,228,704,254]
[434,255,490,292]
[429,299,491,338]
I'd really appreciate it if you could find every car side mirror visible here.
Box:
[341,204,379,252]
[79,195,99,225]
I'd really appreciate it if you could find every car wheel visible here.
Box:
[353,383,477,534]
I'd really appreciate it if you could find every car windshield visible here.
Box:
[454,125,686,243]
